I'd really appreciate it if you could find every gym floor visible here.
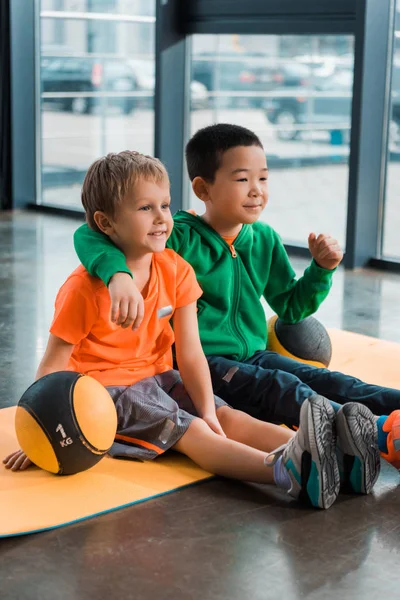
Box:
[1,212,399,600]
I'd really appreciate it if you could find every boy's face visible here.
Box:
[104,178,173,257]
[195,145,268,227]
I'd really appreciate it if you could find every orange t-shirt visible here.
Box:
[222,235,237,247]
[50,249,202,387]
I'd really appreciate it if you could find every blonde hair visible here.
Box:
[81,150,169,232]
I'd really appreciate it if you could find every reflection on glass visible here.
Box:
[189,34,355,248]
[39,0,156,209]
[382,1,400,258]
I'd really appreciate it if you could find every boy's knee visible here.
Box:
[187,416,211,435]
[216,405,243,428]
[175,417,217,452]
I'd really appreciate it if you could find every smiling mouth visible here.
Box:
[243,205,262,209]
[149,231,167,236]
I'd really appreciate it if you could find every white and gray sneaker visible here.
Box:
[266,395,340,509]
[336,402,380,494]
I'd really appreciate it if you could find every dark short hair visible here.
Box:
[185,123,263,182]
[81,150,168,232]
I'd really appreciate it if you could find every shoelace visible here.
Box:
[264,442,288,467]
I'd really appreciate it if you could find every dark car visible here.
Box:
[266,64,400,147]
[41,49,140,114]
[191,55,314,109]
[268,63,312,88]
[191,54,277,108]
[265,69,353,142]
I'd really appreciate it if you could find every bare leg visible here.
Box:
[216,406,295,452]
[173,417,278,484]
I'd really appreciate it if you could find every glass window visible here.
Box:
[189,34,355,249]
[39,0,156,210]
[382,1,400,258]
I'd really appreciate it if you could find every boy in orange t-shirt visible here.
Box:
[3,151,380,509]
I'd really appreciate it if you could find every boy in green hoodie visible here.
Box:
[74,124,400,469]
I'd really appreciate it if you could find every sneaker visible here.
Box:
[381,410,400,469]
[336,403,380,494]
[267,395,340,509]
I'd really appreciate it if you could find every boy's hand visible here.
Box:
[3,449,32,471]
[202,413,226,437]
[108,273,144,330]
[308,233,343,270]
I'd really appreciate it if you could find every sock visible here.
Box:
[272,455,291,491]
[376,415,389,453]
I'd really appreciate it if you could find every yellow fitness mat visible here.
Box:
[1,329,400,538]
[0,408,212,538]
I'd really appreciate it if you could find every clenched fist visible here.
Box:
[308,233,343,271]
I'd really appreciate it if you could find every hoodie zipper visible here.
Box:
[177,213,249,359]
[228,245,249,360]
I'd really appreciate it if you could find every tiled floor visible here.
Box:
[1,211,399,600]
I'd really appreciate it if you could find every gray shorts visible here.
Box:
[107,370,228,461]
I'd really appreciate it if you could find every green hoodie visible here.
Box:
[74,212,334,361]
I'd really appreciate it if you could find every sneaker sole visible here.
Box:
[336,403,380,494]
[305,395,340,509]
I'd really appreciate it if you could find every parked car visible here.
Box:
[266,65,400,147]
[192,54,278,108]
[41,49,140,115]
[268,63,312,88]
[265,69,353,142]
[41,49,209,114]
[191,54,319,109]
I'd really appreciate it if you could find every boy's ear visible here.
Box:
[192,177,211,202]
[93,211,114,235]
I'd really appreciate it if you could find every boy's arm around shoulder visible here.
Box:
[173,302,225,437]
[74,223,146,330]
[262,226,341,323]
[74,223,132,286]
[74,218,187,284]
[73,220,187,330]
